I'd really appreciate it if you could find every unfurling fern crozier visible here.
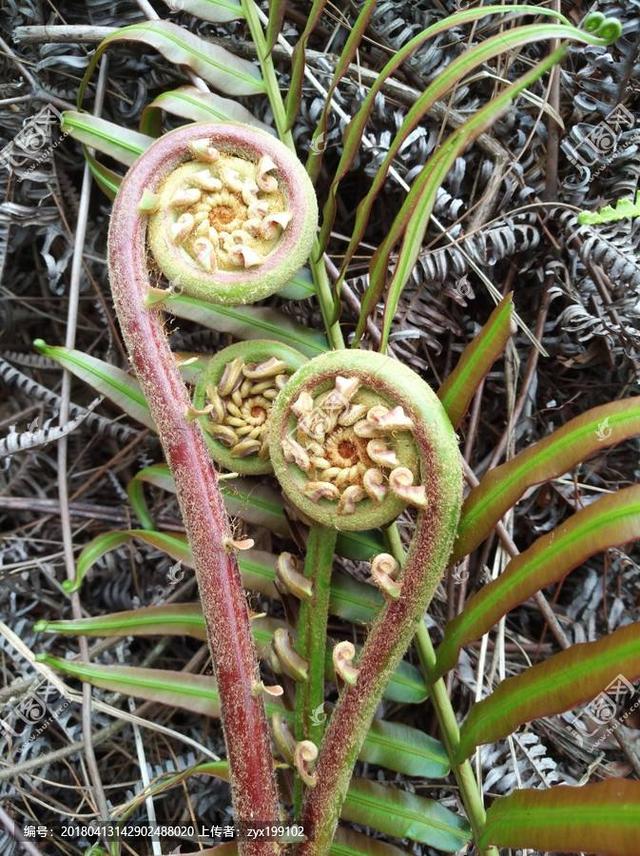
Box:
[139,123,317,304]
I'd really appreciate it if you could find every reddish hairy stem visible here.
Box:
[107,125,280,853]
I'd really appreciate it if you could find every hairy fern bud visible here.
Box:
[193,340,306,475]
[133,123,317,304]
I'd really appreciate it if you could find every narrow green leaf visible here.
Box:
[329,829,410,856]
[370,49,567,348]
[35,604,210,641]
[127,466,289,534]
[39,655,436,775]
[126,462,384,561]
[318,4,571,252]
[457,622,640,762]
[453,397,640,561]
[359,719,449,778]
[305,0,377,184]
[342,779,470,851]
[284,0,329,130]
[438,294,514,428]
[61,111,151,165]
[33,339,155,430]
[38,654,226,718]
[437,486,640,677]
[126,464,174,530]
[277,267,315,300]
[265,0,286,54]
[220,478,290,535]
[158,0,243,23]
[64,527,383,624]
[335,528,385,563]
[78,22,264,110]
[356,656,426,705]
[36,603,427,706]
[166,293,328,357]
[329,567,382,624]
[85,148,123,198]
[339,23,598,280]
[479,779,640,856]
[151,818,408,855]
[65,529,279,598]
[139,85,272,137]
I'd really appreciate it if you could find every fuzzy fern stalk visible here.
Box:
[268,350,463,852]
[106,122,318,852]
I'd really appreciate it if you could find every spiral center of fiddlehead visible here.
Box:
[155,146,292,274]
[204,354,292,460]
[193,339,307,476]
[268,352,442,531]
[284,375,427,517]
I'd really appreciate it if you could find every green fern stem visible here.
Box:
[292,525,338,813]
[268,349,462,853]
[241,0,344,350]
[385,524,498,856]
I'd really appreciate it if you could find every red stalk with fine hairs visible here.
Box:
[107,125,280,853]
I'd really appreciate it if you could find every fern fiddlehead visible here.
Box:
[108,122,317,853]
[268,349,463,852]
[140,123,317,305]
[193,340,306,475]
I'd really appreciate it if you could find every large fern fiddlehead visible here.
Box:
[268,349,463,852]
[107,121,318,853]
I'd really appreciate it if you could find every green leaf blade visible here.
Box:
[318,4,570,252]
[437,485,640,677]
[158,0,244,23]
[139,85,272,137]
[438,294,514,428]
[457,622,640,761]
[479,779,640,856]
[166,294,328,357]
[33,339,155,430]
[342,779,470,851]
[40,655,436,774]
[360,720,449,778]
[454,397,640,561]
[79,21,264,108]
[61,112,151,164]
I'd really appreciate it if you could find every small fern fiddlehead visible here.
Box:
[268,349,463,852]
[193,340,306,475]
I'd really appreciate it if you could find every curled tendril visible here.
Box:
[271,627,309,682]
[583,12,622,43]
[132,123,317,304]
[332,640,359,686]
[370,552,402,600]
[294,740,319,788]
[193,340,306,475]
